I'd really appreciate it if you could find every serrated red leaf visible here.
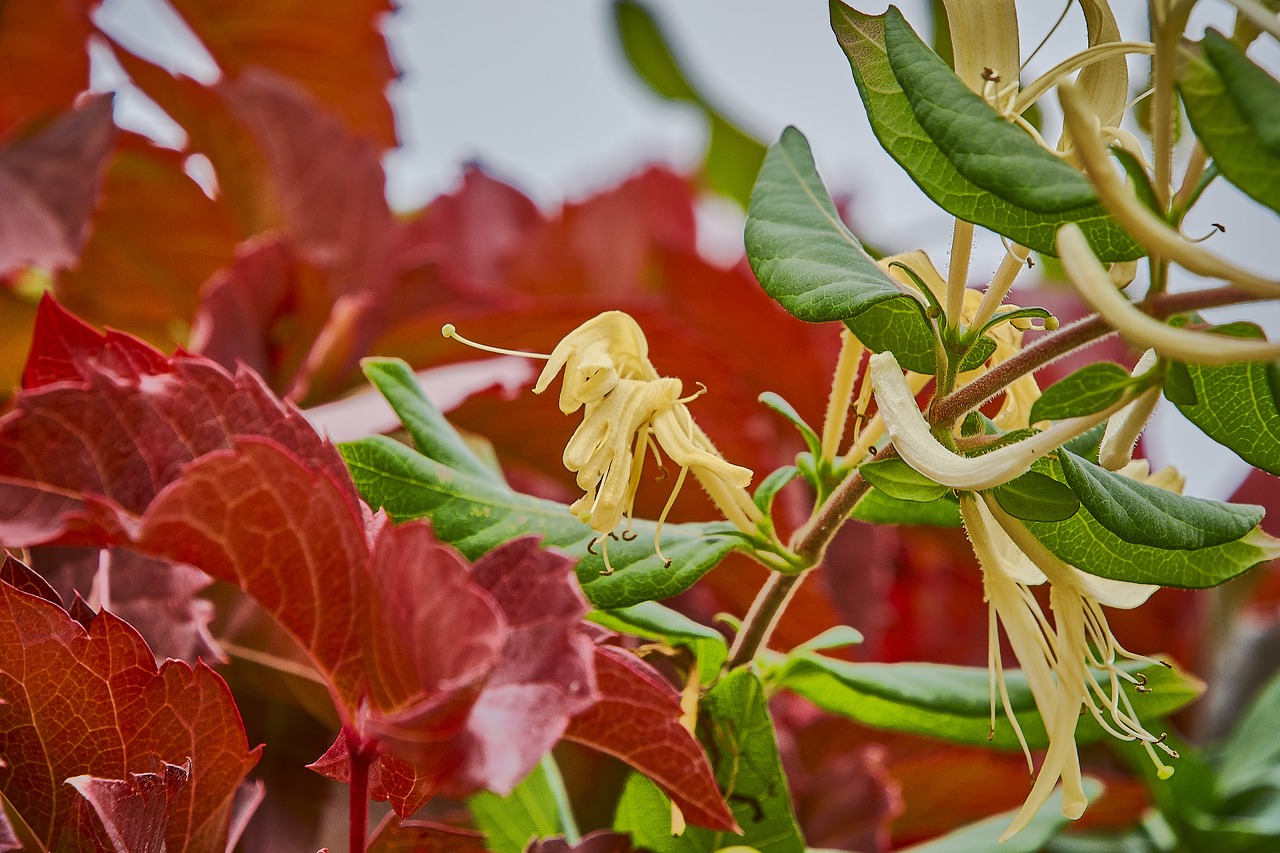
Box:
[367,815,488,853]
[563,645,736,832]
[0,94,115,273]
[29,546,220,664]
[0,567,259,852]
[0,0,94,141]
[1,295,350,545]
[2,307,603,815]
[63,761,190,853]
[56,132,240,349]
[163,0,397,149]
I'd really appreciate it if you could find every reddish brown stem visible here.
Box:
[346,727,376,853]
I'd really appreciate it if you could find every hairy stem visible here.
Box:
[727,446,893,669]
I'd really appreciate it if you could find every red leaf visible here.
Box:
[0,94,115,273]
[136,438,370,707]
[189,235,334,394]
[0,564,260,852]
[563,645,736,832]
[56,132,240,349]
[1,295,350,545]
[367,814,488,853]
[0,0,94,141]
[28,546,221,665]
[163,0,397,148]
[62,762,190,853]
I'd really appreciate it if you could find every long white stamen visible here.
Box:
[441,323,552,360]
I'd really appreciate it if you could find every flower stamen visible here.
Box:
[441,323,552,360]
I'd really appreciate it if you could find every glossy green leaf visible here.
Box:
[859,457,949,502]
[1179,32,1280,215]
[1023,456,1280,588]
[992,470,1080,522]
[852,486,963,526]
[791,625,864,654]
[613,0,766,206]
[1171,323,1280,476]
[1058,450,1263,550]
[899,781,1103,853]
[589,601,728,685]
[745,126,939,373]
[363,358,496,479]
[956,333,998,372]
[469,760,567,853]
[883,7,1095,213]
[340,436,737,609]
[1030,362,1134,424]
[614,669,803,853]
[773,653,1200,752]
[829,2,1143,260]
[1204,30,1280,154]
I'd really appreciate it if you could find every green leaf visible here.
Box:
[1023,455,1280,588]
[1216,669,1280,800]
[1057,450,1263,550]
[773,654,1200,752]
[829,2,1143,260]
[614,669,804,853]
[1179,32,1280,215]
[852,486,963,526]
[899,781,1103,853]
[589,601,728,685]
[1204,29,1280,155]
[612,0,766,206]
[859,457,949,502]
[791,625,863,654]
[341,436,737,609]
[469,760,567,853]
[1030,363,1134,424]
[1172,322,1280,475]
[759,392,822,458]
[956,334,998,372]
[362,358,495,479]
[745,126,939,373]
[883,8,1096,213]
[992,470,1080,522]
[754,465,800,516]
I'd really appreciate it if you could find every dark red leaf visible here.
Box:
[28,546,220,664]
[62,762,190,853]
[0,94,115,273]
[162,0,398,149]
[1,295,350,545]
[56,132,240,349]
[0,552,60,604]
[0,573,259,852]
[189,235,334,393]
[563,645,736,832]
[367,814,488,853]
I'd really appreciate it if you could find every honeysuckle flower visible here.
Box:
[1097,349,1161,470]
[444,313,758,571]
[1057,224,1280,364]
[941,0,1020,108]
[1058,81,1280,299]
[961,494,1172,842]
[868,350,1128,491]
[881,251,1042,428]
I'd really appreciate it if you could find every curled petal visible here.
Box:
[1057,224,1280,364]
[942,0,1020,104]
[1059,81,1280,298]
[1098,349,1160,470]
[534,312,660,413]
[869,351,1125,490]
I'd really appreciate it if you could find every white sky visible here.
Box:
[91,0,1280,498]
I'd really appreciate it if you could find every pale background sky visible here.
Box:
[88,0,1280,500]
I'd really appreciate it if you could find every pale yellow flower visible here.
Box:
[444,312,758,572]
